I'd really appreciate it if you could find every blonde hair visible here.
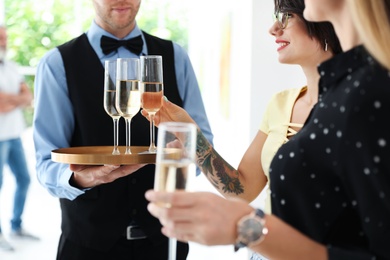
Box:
[348,0,390,70]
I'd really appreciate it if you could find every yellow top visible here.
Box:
[259,86,306,213]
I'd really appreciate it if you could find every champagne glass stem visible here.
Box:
[112,117,120,155]
[125,118,132,154]
[149,113,157,153]
[168,238,177,260]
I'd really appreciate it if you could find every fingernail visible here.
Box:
[163,96,169,102]
[104,164,120,168]
[145,190,153,200]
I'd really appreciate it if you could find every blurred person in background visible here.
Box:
[0,25,39,252]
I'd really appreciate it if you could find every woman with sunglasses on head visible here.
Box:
[142,0,341,215]
[146,0,390,259]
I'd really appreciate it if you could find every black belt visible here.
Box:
[123,225,147,240]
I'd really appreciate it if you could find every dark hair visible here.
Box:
[274,0,342,55]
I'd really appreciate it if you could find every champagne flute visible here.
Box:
[140,55,164,153]
[154,122,197,260]
[103,60,121,155]
[115,58,141,154]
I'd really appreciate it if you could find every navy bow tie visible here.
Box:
[100,35,143,55]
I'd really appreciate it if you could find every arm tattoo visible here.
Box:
[196,130,244,195]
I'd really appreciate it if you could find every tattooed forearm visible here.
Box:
[196,130,244,195]
[196,130,213,173]
[212,157,244,195]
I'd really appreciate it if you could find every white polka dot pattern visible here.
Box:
[268,45,390,259]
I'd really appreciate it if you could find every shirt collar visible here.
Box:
[317,45,372,97]
[86,20,147,60]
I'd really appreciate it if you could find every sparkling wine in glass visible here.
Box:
[154,122,197,260]
[115,58,141,154]
[140,55,164,153]
[103,60,121,155]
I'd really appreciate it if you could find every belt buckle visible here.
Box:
[126,225,147,240]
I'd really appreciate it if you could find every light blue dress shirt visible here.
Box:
[33,21,213,200]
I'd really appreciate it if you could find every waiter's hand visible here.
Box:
[69,164,146,189]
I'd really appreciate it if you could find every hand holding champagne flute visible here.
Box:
[154,122,197,260]
[140,55,164,153]
[103,60,121,155]
[115,58,141,154]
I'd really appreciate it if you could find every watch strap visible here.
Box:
[234,208,266,252]
[234,242,246,252]
[254,208,265,218]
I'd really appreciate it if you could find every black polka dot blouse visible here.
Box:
[269,45,390,260]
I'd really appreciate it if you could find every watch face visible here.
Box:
[238,216,264,246]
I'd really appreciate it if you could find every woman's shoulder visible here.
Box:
[270,86,306,102]
[263,86,306,114]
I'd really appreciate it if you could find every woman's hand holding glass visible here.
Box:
[153,122,197,260]
[141,96,197,128]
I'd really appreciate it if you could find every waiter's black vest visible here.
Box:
[57,32,183,251]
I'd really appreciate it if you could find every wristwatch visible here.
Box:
[234,208,268,252]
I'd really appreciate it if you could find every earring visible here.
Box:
[324,39,328,52]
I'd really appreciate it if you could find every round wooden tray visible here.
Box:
[51,146,156,165]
